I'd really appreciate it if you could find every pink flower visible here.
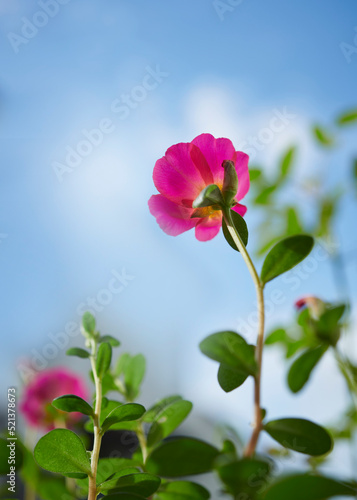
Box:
[295,296,325,319]
[20,367,88,430]
[148,133,249,241]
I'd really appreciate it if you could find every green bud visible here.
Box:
[222,160,238,206]
[81,312,98,340]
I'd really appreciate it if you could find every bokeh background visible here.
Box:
[1,0,356,481]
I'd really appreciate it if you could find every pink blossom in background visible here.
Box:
[20,367,88,430]
[148,133,250,241]
[295,295,326,319]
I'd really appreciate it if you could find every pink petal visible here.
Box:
[148,194,196,236]
[153,142,212,206]
[234,151,250,201]
[232,203,247,217]
[191,133,237,185]
[195,213,222,241]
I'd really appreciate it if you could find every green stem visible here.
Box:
[137,423,148,464]
[223,209,265,457]
[88,341,103,500]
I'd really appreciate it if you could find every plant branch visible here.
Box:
[223,209,265,457]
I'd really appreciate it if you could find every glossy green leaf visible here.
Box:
[264,474,357,500]
[96,342,112,379]
[312,125,334,146]
[192,184,224,208]
[66,347,90,358]
[99,467,140,491]
[100,471,160,496]
[260,235,314,284]
[279,146,296,179]
[217,364,249,392]
[34,429,91,476]
[287,346,327,393]
[200,331,257,376]
[336,109,357,126]
[146,437,219,477]
[264,418,333,456]
[217,458,272,496]
[155,481,210,500]
[52,395,93,416]
[147,400,193,447]
[143,396,183,423]
[104,494,146,500]
[81,312,96,337]
[99,335,121,347]
[222,210,248,252]
[101,403,146,433]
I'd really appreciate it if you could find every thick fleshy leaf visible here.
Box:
[287,346,327,393]
[101,403,146,433]
[143,396,183,423]
[147,400,193,447]
[34,429,91,476]
[264,418,333,456]
[52,395,93,416]
[146,437,219,477]
[222,210,248,252]
[200,331,257,376]
[66,347,90,358]
[155,481,210,500]
[100,471,161,496]
[99,335,121,347]
[96,342,112,379]
[260,235,314,284]
[82,312,96,336]
[217,458,272,496]
[217,364,249,392]
[336,109,357,126]
[264,474,357,500]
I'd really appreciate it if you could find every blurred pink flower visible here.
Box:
[148,133,249,241]
[20,367,88,430]
[295,296,326,318]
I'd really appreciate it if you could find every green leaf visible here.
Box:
[100,471,161,496]
[265,328,288,345]
[217,458,272,496]
[99,335,121,347]
[66,347,90,358]
[143,396,183,423]
[286,207,303,235]
[222,210,248,252]
[147,400,193,447]
[260,235,314,284]
[249,167,262,182]
[34,429,91,476]
[155,481,210,500]
[217,364,249,392]
[104,494,147,500]
[264,418,333,456]
[254,184,277,205]
[336,108,357,126]
[96,342,112,379]
[101,403,146,433]
[287,346,327,393]
[200,331,257,376]
[124,354,146,401]
[312,125,334,147]
[279,146,296,180]
[192,184,224,208]
[52,395,93,416]
[146,437,219,477]
[264,474,357,500]
[82,312,96,336]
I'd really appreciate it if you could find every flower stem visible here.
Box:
[222,209,265,457]
[88,340,103,500]
[137,423,148,464]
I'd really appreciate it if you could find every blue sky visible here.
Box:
[1,0,357,476]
